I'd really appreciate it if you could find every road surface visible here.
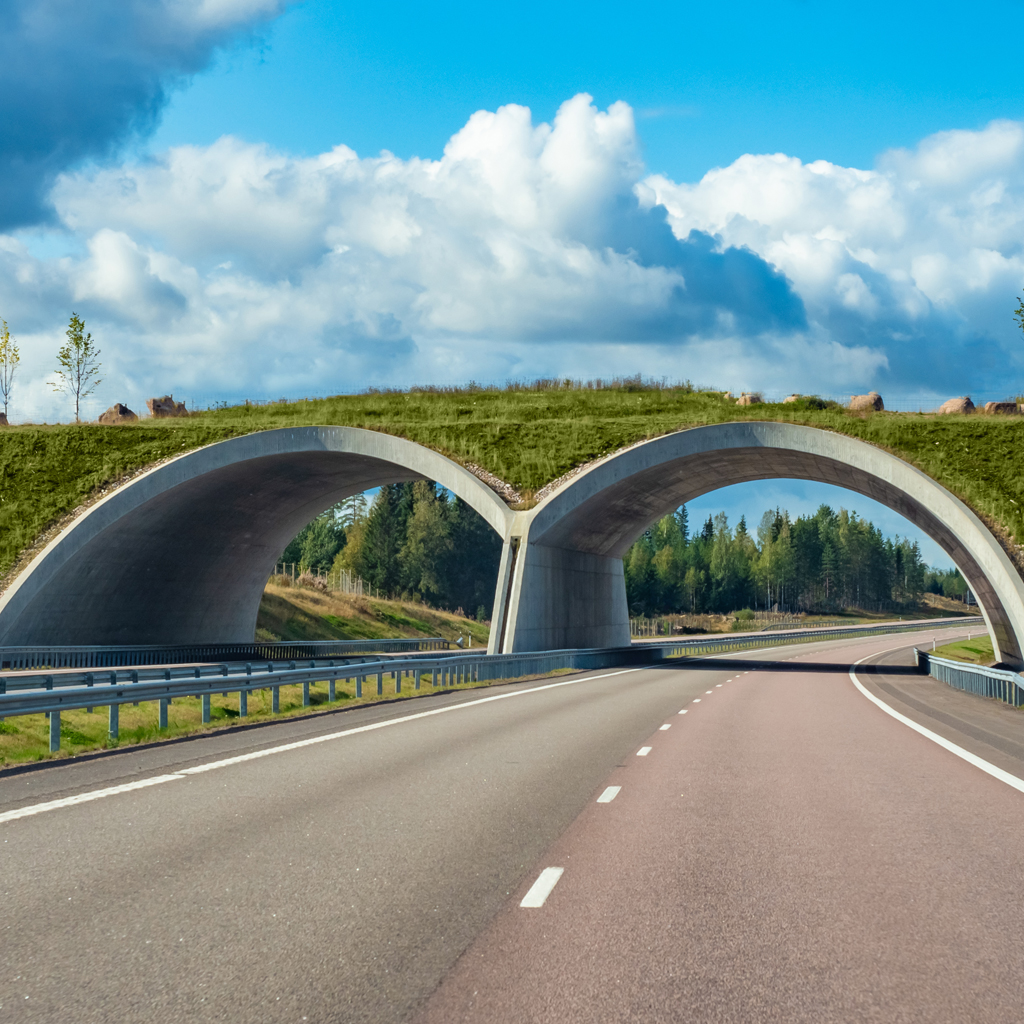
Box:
[2,626,1021,1022]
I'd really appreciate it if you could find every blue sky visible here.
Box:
[152,0,1024,184]
[4,0,1023,568]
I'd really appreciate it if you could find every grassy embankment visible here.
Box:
[0,584,490,766]
[933,635,996,665]
[3,387,1024,589]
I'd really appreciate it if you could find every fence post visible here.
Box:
[49,709,60,752]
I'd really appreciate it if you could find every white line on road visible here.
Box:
[705,690,713,694]
[678,709,688,714]
[597,786,621,803]
[850,655,1024,795]
[637,747,652,756]
[716,684,722,687]
[520,867,564,907]
[692,698,701,703]
[0,667,646,825]
[659,724,671,731]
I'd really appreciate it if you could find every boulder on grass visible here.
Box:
[983,401,1019,415]
[98,402,138,424]
[783,394,801,404]
[147,395,188,418]
[0,412,7,426]
[722,391,734,401]
[736,392,762,406]
[937,397,975,415]
[849,391,884,411]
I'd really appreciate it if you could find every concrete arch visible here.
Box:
[493,422,1024,665]
[0,427,514,647]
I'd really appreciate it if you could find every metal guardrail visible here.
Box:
[915,649,1024,707]
[0,617,982,754]
[0,638,451,671]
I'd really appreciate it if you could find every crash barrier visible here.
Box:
[0,637,452,671]
[915,649,1024,708]
[0,617,983,753]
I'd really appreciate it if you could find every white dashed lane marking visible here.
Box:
[659,724,671,731]
[678,709,688,715]
[521,867,565,908]
[705,690,713,694]
[692,699,701,703]
[597,786,621,803]
[637,747,652,757]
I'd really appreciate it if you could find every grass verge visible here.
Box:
[932,635,996,665]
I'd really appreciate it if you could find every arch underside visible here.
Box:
[1,451,428,647]
[512,433,1022,663]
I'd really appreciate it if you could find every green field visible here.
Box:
[3,385,1023,584]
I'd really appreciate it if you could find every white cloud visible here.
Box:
[1,97,1023,422]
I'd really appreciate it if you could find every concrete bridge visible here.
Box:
[1,423,1022,666]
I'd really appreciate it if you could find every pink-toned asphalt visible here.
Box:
[414,639,1024,1024]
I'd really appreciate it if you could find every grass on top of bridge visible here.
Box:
[3,383,1024,585]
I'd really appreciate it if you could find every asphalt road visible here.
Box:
[1,626,1018,1023]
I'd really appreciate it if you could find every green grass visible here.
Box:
[4,387,1024,582]
[933,635,996,664]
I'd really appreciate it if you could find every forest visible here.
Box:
[624,504,970,617]
[280,484,969,621]
[280,481,502,620]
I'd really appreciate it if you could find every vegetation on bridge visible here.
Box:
[2,382,1024,585]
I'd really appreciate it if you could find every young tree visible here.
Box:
[1015,295,1024,338]
[49,313,101,422]
[0,318,18,418]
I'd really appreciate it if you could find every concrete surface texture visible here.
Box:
[498,422,1024,664]
[3,626,1022,1023]
[0,426,513,646]
[2,421,1023,666]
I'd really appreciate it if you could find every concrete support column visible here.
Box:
[501,541,630,652]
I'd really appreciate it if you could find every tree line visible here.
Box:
[625,503,970,617]
[280,481,502,619]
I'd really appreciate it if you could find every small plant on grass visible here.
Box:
[49,313,102,422]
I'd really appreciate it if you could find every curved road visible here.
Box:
[2,627,1022,1022]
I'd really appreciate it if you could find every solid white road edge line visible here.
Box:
[849,653,1024,795]
[0,667,644,825]
[520,867,565,908]
[597,786,621,803]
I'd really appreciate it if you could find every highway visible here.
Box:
[2,626,1022,1022]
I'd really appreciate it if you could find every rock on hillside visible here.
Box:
[938,397,975,414]
[736,392,762,406]
[849,391,884,411]
[147,395,188,418]
[984,401,1019,415]
[98,403,138,424]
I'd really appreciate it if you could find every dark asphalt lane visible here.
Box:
[0,629,986,1022]
[416,630,1024,1024]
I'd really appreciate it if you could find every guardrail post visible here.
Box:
[396,669,401,694]
[159,698,169,729]
[239,689,248,717]
[356,674,363,698]
[109,703,119,741]
[131,670,139,705]
[415,669,421,691]
[202,694,211,723]
[432,666,437,688]
[302,682,310,707]
[329,676,336,701]
[272,686,280,713]
[377,671,383,696]
[85,673,94,713]
[49,709,60,752]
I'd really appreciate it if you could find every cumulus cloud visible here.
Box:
[1,96,1022,422]
[640,119,1024,389]
[0,0,286,229]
